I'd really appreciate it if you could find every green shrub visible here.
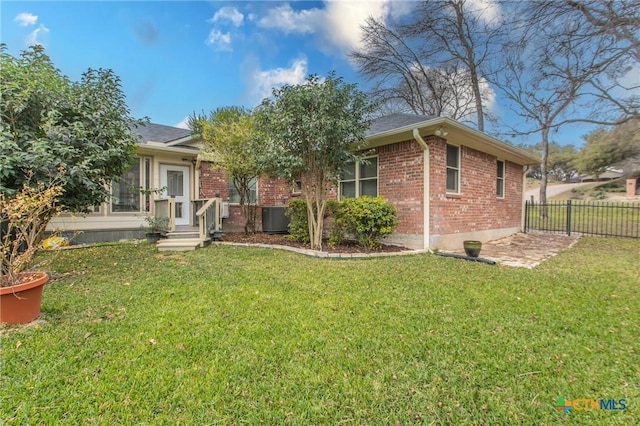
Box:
[285,199,341,243]
[591,189,608,200]
[330,196,398,249]
[597,181,625,191]
[285,199,310,243]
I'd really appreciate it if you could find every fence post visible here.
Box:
[566,200,572,236]
[524,200,529,233]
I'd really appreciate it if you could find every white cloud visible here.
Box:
[245,57,308,106]
[15,12,38,26]
[321,1,395,53]
[463,0,502,27]
[256,3,322,35]
[211,6,244,27]
[255,1,413,57]
[206,29,232,51]
[175,117,190,130]
[26,25,50,47]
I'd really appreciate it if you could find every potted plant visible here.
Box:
[143,216,169,243]
[1,179,64,325]
[463,240,482,258]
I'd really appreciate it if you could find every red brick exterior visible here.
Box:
[428,136,523,237]
[199,162,297,231]
[375,140,424,235]
[199,134,525,245]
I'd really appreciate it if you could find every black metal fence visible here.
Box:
[524,200,640,238]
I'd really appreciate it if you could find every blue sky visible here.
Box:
[1,1,623,147]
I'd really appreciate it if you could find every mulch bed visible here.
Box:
[218,232,408,254]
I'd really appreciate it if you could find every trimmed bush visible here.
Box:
[330,196,398,249]
[285,199,310,243]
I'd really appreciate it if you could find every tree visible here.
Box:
[523,0,640,124]
[0,45,145,212]
[351,17,479,120]
[352,0,501,130]
[576,120,640,177]
[190,107,263,234]
[489,0,639,212]
[256,73,375,250]
[524,143,579,182]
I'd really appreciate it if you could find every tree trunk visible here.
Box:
[539,126,550,218]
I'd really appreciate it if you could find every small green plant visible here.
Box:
[591,188,608,200]
[143,216,169,234]
[330,196,398,250]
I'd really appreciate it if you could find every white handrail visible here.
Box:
[196,198,222,242]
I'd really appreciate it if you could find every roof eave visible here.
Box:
[137,142,199,155]
[366,116,540,166]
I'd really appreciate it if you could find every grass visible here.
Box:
[525,201,640,238]
[1,238,639,424]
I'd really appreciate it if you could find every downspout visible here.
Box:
[413,128,430,251]
[521,165,529,232]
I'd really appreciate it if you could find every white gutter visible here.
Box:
[521,165,530,232]
[413,128,430,250]
[369,116,539,166]
[139,142,199,155]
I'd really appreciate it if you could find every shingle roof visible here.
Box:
[366,113,435,137]
[134,123,192,144]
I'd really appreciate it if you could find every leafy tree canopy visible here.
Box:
[0,44,146,212]
[523,142,580,182]
[189,106,263,234]
[256,72,375,249]
[576,119,640,177]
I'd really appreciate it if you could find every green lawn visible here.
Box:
[1,238,638,424]
[525,202,640,238]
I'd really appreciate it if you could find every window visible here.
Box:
[111,157,151,212]
[496,160,505,198]
[339,157,378,199]
[446,144,460,193]
[292,175,303,194]
[229,177,257,204]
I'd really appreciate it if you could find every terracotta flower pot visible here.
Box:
[463,240,482,258]
[0,272,48,325]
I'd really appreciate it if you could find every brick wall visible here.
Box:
[199,162,297,231]
[428,137,522,236]
[200,138,524,243]
[376,140,424,235]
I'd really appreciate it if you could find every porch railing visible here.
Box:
[196,197,223,243]
[153,198,176,232]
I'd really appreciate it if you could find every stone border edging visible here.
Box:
[211,241,427,258]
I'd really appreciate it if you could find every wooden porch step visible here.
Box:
[166,231,199,239]
[156,238,208,252]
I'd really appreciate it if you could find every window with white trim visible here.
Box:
[228,177,257,204]
[111,157,151,213]
[339,157,378,199]
[496,160,505,198]
[446,144,460,193]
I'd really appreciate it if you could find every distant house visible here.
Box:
[49,114,539,250]
[580,169,624,182]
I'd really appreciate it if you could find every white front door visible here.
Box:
[160,165,190,226]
